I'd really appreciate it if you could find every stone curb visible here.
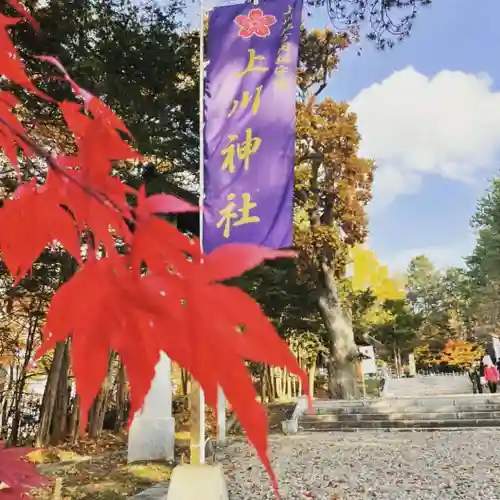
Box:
[129,482,168,499]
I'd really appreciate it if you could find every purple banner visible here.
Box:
[203,0,302,252]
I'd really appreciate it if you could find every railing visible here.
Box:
[383,369,469,379]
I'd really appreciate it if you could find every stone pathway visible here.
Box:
[132,430,500,499]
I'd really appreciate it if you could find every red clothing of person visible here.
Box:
[484,365,499,382]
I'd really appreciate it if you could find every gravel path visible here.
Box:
[222,430,500,500]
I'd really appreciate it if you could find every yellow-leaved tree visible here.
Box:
[438,339,484,368]
[348,245,405,329]
[350,245,405,301]
[413,344,437,368]
[293,28,375,399]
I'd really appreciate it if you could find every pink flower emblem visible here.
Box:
[234,8,277,39]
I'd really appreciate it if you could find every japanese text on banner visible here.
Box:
[203,0,303,251]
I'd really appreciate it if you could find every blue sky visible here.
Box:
[191,0,500,273]
[307,0,500,272]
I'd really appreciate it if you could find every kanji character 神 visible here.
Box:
[220,128,262,173]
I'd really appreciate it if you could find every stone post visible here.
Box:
[408,353,417,377]
[189,381,205,464]
[127,351,175,463]
[217,387,226,445]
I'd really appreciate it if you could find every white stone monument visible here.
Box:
[127,351,175,462]
[358,345,376,375]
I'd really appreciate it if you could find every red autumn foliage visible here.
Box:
[0,0,310,495]
[0,442,49,498]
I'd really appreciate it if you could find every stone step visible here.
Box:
[384,376,472,396]
[314,403,500,415]
[300,418,500,431]
[390,390,473,393]
[313,395,500,406]
[301,410,500,423]
[314,393,500,403]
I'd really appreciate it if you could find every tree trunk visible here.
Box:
[10,312,38,445]
[9,375,25,446]
[265,366,275,403]
[317,262,358,399]
[180,368,189,396]
[50,342,70,445]
[114,359,128,432]
[88,352,114,439]
[296,350,303,396]
[0,365,11,439]
[68,395,80,444]
[308,358,316,398]
[37,341,67,448]
[286,370,292,399]
[393,345,400,377]
[275,369,283,399]
[397,348,403,376]
[0,365,14,440]
[259,364,266,403]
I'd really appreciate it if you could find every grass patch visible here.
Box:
[36,458,172,499]
[29,433,173,499]
[26,400,308,498]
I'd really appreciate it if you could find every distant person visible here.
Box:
[483,354,494,367]
[468,362,483,394]
[484,361,499,393]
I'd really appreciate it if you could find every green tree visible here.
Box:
[371,298,423,374]
[9,0,198,176]
[468,177,500,283]
[405,255,452,341]
[467,176,500,332]
[406,255,440,314]
[344,286,377,342]
[439,267,475,339]
[234,260,326,401]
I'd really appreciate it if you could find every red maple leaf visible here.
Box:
[44,166,133,260]
[33,241,308,496]
[168,244,309,493]
[0,92,36,180]
[0,179,81,282]
[0,442,49,498]
[129,185,199,273]
[32,257,179,429]
[56,100,141,180]
[0,4,312,497]
[234,8,277,39]
[0,15,47,100]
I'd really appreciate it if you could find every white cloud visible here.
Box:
[350,67,500,210]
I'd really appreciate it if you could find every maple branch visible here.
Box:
[0,114,131,221]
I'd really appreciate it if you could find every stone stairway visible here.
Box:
[384,374,471,397]
[298,394,500,431]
